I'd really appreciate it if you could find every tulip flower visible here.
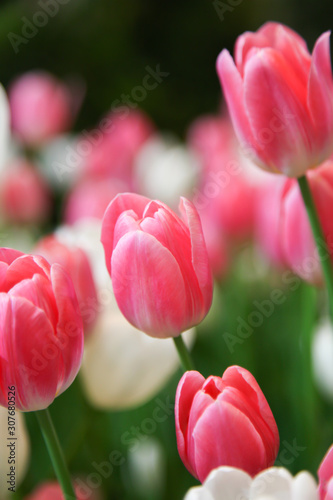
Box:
[318,444,333,500]
[0,248,84,411]
[25,481,100,500]
[101,193,213,339]
[184,466,318,500]
[35,235,98,335]
[9,71,73,146]
[217,22,333,177]
[175,366,279,483]
[312,318,333,401]
[255,160,333,285]
[0,159,51,225]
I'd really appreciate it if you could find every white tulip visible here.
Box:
[184,467,319,500]
[0,85,10,170]
[135,134,199,208]
[127,438,165,497]
[80,298,195,409]
[312,318,333,401]
[0,407,30,497]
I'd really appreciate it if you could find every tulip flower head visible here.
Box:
[101,193,213,339]
[175,366,279,483]
[184,466,318,500]
[217,22,333,177]
[0,248,84,411]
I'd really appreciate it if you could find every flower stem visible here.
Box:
[35,408,77,500]
[173,335,195,372]
[297,175,333,322]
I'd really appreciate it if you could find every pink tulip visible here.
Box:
[64,178,127,224]
[35,235,98,335]
[0,248,83,411]
[9,71,72,146]
[175,365,279,483]
[101,193,213,338]
[217,22,333,177]
[318,444,333,500]
[81,109,153,188]
[255,160,333,285]
[0,159,51,224]
[25,481,100,500]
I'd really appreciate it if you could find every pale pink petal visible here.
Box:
[193,400,267,482]
[111,231,188,338]
[51,263,84,395]
[308,32,333,159]
[243,48,313,176]
[101,192,150,275]
[175,371,205,477]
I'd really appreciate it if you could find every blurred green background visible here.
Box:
[1,0,333,498]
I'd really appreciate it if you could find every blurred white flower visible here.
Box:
[0,84,10,170]
[312,318,333,401]
[184,466,318,500]
[0,407,30,497]
[127,438,165,497]
[80,296,195,409]
[135,134,199,208]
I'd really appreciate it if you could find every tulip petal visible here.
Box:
[111,230,188,338]
[292,471,318,500]
[318,444,333,499]
[243,48,313,176]
[0,248,23,265]
[179,197,213,315]
[175,371,205,477]
[51,264,84,395]
[221,366,279,457]
[308,32,333,158]
[216,50,258,157]
[0,295,58,411]
[101,192,150,275]
[250,467,293,496]
[193,400,267,482]
[4,254,50,292]
[0,85,10,170]
[204,466,251,499]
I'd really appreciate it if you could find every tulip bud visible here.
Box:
[101,193,213,338]
[175,366,279,483]
[0,248,84,411]
[217,22,333,177]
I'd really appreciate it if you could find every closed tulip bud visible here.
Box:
[175,366,279,483]
[217,22,333,177]
[101,193,213,338]
[0,248,84,411]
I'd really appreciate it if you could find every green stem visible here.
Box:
[297,175,333,322]
[299,282,317,465]
[35,408,77,500]
[173,335,195,372]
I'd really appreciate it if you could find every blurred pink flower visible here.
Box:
[9,71,73,146]
[0,159,51,224]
